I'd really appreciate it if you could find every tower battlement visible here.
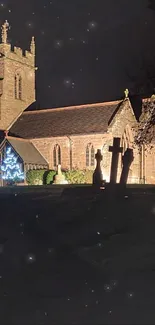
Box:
[0,20,35,67]
[0,20,36,130]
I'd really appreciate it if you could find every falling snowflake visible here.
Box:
[104,284,112,292]
[127,291,134,298]
[26,253,36,264]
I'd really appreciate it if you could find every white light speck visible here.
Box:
[88,20,98,30]
[127,291,134,298]
[104,284,112,292]
[97,231,100,235]
[26,253,36,263]
[111,280,118,287]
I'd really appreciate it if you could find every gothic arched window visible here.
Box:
[86,145,90,167]
[14,73,22,100]
[53,144,61,167]
[15,75,17,99]
[18,76,22,100]
[91,145,95,166]
[86,143,95,167]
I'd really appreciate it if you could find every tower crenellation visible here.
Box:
[0,21,36,130]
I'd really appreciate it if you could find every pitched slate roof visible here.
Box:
[1,137,48,166]
[10,100,123,139]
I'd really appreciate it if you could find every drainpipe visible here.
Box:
[67,136,73,170]
[143,144,146,184]
[140,145,143,183]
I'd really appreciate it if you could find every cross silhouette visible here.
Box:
[93,149,103,186]
[109,137,123,184]
[120,148,134,185]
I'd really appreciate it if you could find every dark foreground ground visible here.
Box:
[0,187,155,324]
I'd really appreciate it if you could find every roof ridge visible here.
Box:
[6,136,29,142]
[23,100,122,115]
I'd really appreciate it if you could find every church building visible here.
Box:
[0,21,152,185]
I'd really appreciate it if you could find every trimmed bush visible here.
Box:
[45,170,57,184]
[84,170,93,184]
[26,169,47,185]
[65,170,85,184]
[26,169,94,185]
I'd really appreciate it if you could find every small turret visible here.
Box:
[30,36,35,55]
[1,20,9,44]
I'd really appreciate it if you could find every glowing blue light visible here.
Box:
[1,146,24,181]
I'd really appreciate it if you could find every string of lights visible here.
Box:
[1,147,24,181]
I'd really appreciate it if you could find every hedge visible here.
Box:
[26,169,94,185]
[26,169,47,185]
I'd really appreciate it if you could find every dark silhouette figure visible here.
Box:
[93,149,104,186]
[109,138,123,184]
[120,148,134,185]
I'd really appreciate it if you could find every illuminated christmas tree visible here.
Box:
[1,147,24,182]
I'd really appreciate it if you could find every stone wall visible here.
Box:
[144,148,155,184]
[0,43,35,130]
[108,99,140,183]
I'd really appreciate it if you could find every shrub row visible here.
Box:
[26,169,93,185]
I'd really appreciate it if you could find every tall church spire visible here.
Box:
[1,20,9,44]
[30,36,35,55]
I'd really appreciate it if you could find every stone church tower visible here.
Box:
[0,20,36,130]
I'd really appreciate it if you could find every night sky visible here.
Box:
[0,0,155,108]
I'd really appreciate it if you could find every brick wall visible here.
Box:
[31,134,108,170]
[31,100,140,184]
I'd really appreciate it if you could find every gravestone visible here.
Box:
[120,148,134,185]
[93,149,104,186]
[53,164,68,185]
[109,138,123,184]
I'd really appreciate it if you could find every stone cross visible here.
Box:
[109,138,123,184]
[1,20,9,44]
[120,148,134,185]
[93,149,104,186]
[124,88,129,99]
[53,164,68,184]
